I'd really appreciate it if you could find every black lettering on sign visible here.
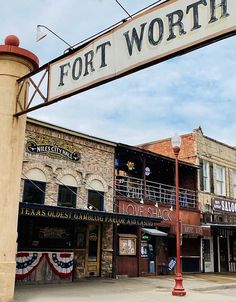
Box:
[96,41,112,68]
[209,0,229,24]
[123,23,147,56]
[148,18,164,46]
[58,62,71,86]
[166,10,187,41]
[186,0,207,31]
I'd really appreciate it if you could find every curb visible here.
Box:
[191,283,236,292]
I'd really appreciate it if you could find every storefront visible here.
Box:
[17,203,161,283]
[201,197,236,273]
[17,118,118,283]
[115,199,205,276]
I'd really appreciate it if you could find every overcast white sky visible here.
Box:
[2,0,236,146]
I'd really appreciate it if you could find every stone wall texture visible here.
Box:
[20,119,116,279]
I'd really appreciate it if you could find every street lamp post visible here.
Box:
[171,133,186,297]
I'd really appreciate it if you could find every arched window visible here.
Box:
[87,179,104,211]
[58,175,77,208]
[23,168,46,204]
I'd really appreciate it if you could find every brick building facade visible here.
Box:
[139,127,236,273]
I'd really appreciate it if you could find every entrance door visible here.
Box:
[219,237,228,272]
[203,238,214,272]
[85,224,101,277]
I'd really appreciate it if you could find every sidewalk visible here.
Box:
[14,273,236,302]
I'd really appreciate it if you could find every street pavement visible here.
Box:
[14,273,236,302]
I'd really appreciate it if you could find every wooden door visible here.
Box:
[85,224,101,277]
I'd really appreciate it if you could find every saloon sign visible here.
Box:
[48,0,236,102]
[212,197,236,213]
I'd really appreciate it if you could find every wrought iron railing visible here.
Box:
[115,175,197,209]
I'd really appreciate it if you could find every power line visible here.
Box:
[114,0,132,18]
[22,173,100,211]
[70,0,170,50]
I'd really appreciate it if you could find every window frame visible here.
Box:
[215,165,226,196]
[232,171,236,198]
[202,160,210,192]
[22,179,46,205]
[87,189,104,211]
[58,184,77,208]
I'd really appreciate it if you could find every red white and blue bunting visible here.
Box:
[46,253,74,279]
[16,252,74,280]
[16,252,44,280]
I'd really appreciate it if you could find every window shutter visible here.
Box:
[209,162,214,193]
[199,159,204,191]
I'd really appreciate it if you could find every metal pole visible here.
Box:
[172,148,186,296]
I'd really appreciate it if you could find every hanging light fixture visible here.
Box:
[36,25,73,50]
[140,198,144,204]
[36,26,47,42]
[155,202,159,208]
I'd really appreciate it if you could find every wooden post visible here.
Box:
[137,226,141,277]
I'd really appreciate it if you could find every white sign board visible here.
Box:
[48,0,236,102]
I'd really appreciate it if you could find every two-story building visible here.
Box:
[113,143,205,276]
[139,127,236,273]
[17,118,161,284]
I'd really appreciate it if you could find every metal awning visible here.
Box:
[142,228,168,237]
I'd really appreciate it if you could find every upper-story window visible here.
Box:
[58,185,77,207]
[87,179,105,211]
[58,175,77,208]
[202,161,210,192]
[233,171,236,198]
[22,168,46,204]
[88,190,104,211]
[215,165,226,196]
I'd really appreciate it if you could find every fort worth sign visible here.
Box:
[48,0,236,103]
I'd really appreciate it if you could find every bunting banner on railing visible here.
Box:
[16,252,44,280]
[46,253,74,279]
[16,252,74,279]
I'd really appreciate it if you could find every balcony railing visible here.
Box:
[115,175,197,209]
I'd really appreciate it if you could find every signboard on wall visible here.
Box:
[26,136,80,161]
[212,197,236,214]
[48,0,236,102]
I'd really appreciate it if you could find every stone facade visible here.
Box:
[19,118,116,279]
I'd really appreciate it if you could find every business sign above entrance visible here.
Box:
[19,203,162,227]
[48,0,236,102]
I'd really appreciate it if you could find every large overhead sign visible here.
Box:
[48,0,236,102]
[16,0,236,115]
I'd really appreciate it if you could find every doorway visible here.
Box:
[219,236,228,272]
[85,224,101,277]
[203,238,214,272]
